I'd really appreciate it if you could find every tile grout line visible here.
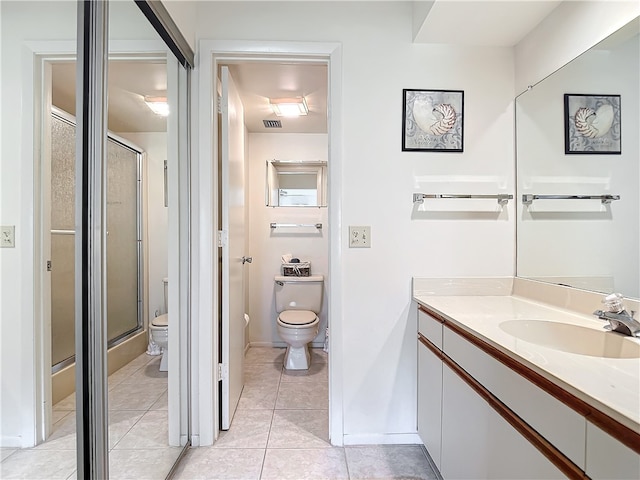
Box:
[261,377,280,478]
[257,351,284,479]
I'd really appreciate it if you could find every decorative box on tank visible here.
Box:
[282,261,311,277]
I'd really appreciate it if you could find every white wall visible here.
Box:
[515,0,640,93]
[117,132,169,323]
[247,133,329,347]
[162,0,197,51]
[194,1,515,443]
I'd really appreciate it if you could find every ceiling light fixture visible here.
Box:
[269,97,308,117]
[144,96,169,117]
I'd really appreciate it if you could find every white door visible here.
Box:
[220,66,246,430]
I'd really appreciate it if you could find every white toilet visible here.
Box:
[274,275,323,370]
[150,278,169,372]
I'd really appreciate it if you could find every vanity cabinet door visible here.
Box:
[441,364,565,479]
[417,339,442,469]
[586,422,640,479]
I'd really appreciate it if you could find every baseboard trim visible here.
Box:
[342,433,422,445]
[0,435,22,448]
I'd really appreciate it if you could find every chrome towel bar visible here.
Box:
[522,194,621,205]
[413,193,513,205]
[270,223,322,229]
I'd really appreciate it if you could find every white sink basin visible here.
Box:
[499,320,640,359]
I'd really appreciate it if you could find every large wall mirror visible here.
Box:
[266,160,327,207]
[516,16,639,299]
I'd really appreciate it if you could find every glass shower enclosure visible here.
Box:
[50,109,143,370]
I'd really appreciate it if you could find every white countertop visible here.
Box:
[413,279,640,433]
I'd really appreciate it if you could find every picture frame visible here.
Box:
[564,94,621,154]
[402,89,464,152]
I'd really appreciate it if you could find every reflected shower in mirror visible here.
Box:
[266,160,327,207]
[516,17,639,298]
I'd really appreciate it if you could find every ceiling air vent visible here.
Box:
[263,119,282,129]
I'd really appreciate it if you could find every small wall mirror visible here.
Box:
[266,160,327,207]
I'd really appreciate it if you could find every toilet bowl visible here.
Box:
[150,314,169,371]
[277,311,320,370]
[274,275,324,370]
[149,278,169,371]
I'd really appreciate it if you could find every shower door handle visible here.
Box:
[242,256,253,264]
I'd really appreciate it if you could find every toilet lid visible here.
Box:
[152,314,168,327]
[279,310,317,326]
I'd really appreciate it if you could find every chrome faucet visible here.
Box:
[593,293,640,337]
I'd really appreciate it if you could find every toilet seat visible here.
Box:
[278,310,318,328]
[151,313,168,328]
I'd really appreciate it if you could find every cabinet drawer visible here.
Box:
[444,327,586,469]
[418,308,443,349]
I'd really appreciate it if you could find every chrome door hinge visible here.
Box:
[217,230,228,247]
[218,363,228,381]
[46,260,52,271]
[217,95,222,114]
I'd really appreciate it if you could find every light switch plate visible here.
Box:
[1,226,15,248]
[349,226,371,248]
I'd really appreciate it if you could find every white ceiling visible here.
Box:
[226,62,328,134]
[52,60,169,133]
[51,1,565,135]
[414,1,562,46]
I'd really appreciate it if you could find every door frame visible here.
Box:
[194,40,344,446]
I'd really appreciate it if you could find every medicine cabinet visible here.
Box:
[266,160,327,207]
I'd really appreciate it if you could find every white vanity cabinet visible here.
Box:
[444,327,586,468]
[440,363,564,479]
[414,281,640,480]
[417,305,576,479]
[417,310,443,469]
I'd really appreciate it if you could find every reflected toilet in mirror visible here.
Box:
[149,277,169,371]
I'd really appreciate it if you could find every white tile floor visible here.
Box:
[0,353,181,480]
[1,347,438,479]
[173,347,438,480]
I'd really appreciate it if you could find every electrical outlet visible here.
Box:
[0,226,15,248]
[349,226,371,248]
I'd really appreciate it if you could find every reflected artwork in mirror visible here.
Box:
[266,160,327,207]
[564,93,621,154]
[516,17,639,299]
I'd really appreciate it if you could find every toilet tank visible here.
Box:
[274,275,324,314]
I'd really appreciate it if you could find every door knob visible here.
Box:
[242,256,253,264]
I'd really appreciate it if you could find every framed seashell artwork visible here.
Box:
[402,89,464,152]
[564,94,621,154]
